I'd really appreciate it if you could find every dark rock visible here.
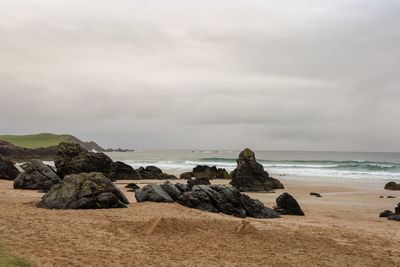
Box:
[37,172,129,209]
[387,196,396,199]
[54,142,113,178]
[379,196,384,198]
[214,168,231,179]
[230,148,283,192]
[14,160,61,191]
[109,161,140,181]
[384,181,400,191]
[135,182,280,219]
[380,210,394,217]
[310,192,322,197]
[193,165,211,178]
[0,140,58,161]
[0,156,19,180]
[125,183,140,191]
[388,215,400,221]
[180,172,193,179]
[274,192,305,216]
[396,203,400,215]
[187,177,211,189]
[138,166,177,180]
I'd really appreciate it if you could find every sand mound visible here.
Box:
[233,220,259,234]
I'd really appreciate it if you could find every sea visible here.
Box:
[105,150,400,182]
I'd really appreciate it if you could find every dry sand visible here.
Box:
[0,175,399,266]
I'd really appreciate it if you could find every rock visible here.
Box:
[396,203,400,215]
[388,215,400,221]
[380,210,394,217]
[54,142,113,178]
[135,182,280,219]
[138,166,177,180]
[135,184,174,203]
[0,156,19,180]
[387,196,396,199]
[37,172,129,209]
[193,165,211,178]
[14,160,61,191]
[310,192,322,197]
[187,177,211,189]
[230,148,283,192]
[180,172,193,179]
[274,192,304,216]
[109,161,140,180]
[214,168,231,179]
[379,196,384,198]
[125,183,140,191]
[384,182,400,191]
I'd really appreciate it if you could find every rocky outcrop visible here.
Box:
[384,182,400,191]
[135,181,280,219]
[109,161,140,181]
[180,172,193,179]
[230,148,284,192]
[38,172,129,209]
[192,165,230,179]
[187,177,211,189]
[138,166,177,180]
[0,140,58,161]
[54,142,113,178]
[0,156,19,180]
[14,160,61,191]
[273,193,304,216]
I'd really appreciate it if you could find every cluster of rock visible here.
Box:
[180,165,230,180]
[229,148,284,192]
[14,160,61,191]
[0,156,19,180]
[384,182,400,191]
[138,166,177,180]
[38,172,129,209]
[379,203,400,221]
[135,181,281,218]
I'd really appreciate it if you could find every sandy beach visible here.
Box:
[0,174,399,267]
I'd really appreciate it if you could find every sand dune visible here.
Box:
[0,178,399,266]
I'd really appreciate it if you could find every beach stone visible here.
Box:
[384,182,400,191]
[187,177,211,189]
[230,148,283,192]
[388,215,400,221]
[180,172,193,179]
[274,192,305,216]
[14,160,61,191]
[380,210,394,217]
[125,183,140,191]
[193,165,212,178]
[396,203,400,214]
[109,161,140,180]
[55,142,113,178]
[37,172,129,209]
[135,184,174,203]
[310,192,322,197]
[138,166,177,180]
[387,196,396,199]
[0,156,19,180]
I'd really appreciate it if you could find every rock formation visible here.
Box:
[109,161,140,180]
[135,181,280,219]
[384,182,400,191]
[14,160,61,191]
[38,172,129,209]
[0,156,19,180]
[54,142,113,178]
[138,166,177,180]
[230,148,284,192]
[187,177,211,189]
[192,165,230,179]
[273,192,304,216]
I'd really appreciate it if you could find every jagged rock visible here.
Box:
[109,161,140,181]
[310,192,322,197]
[135,182,280,219]
[14,160,61,191]
[274,192,304,216]
[0,156,19,180]
[54,142,113,178]
[214,168,231,179]
[138,166,177,180]
[180,172,193,179]
[37,172,129,209]
[230,148,283,192]
[125,183,140,191]
[384,182,400,191]
[187,177,211,189]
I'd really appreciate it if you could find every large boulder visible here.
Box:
[230,148,283,192]
[384,182,400,191]
[37,172,129,209]
[54,142,113,178]
[138,166,177,180]
[14,160,61,191]
[0,156,19,180]
[109,161,140,181]
[135,182,280,219]
[180,172,193,179]
[274,193,304,216]
[192,165,231,180]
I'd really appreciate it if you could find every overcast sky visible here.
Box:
[0,0,399,151]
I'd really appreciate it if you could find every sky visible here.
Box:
[0,0,399,151]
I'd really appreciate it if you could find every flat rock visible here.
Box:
[384,182,400,191]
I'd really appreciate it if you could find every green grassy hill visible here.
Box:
[0,133,71,148]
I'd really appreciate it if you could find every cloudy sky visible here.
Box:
[0,0,399,151]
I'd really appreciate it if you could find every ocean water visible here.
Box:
[106,150,400,181]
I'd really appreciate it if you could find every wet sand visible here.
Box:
[0,175,399,266]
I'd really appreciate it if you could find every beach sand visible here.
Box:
[0,175,399,266]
